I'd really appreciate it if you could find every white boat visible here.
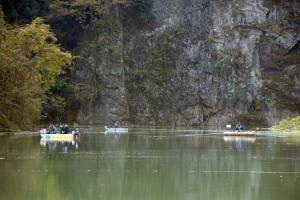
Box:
[105,126,128,133]
[39,128,80,141]
[40,133,75,141]
[223,131,256,137]
[224,136,256,142]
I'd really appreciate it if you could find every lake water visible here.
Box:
[0,128,300,200]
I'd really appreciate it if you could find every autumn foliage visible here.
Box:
[0,6,72,130]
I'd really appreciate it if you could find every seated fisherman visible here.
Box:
[114,120,121,128]
[64,124,69,134]
[235,122,244,131]
[60,124,64,134]
[48,124,57,134]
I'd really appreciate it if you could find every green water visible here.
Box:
[0,128,300,200]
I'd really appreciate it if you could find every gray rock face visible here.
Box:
[74,0,300,127]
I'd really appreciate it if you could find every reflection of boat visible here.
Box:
[223,131,256,137]
[40,139,80,151]
[105,126,128,133]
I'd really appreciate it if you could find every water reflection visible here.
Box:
[0,129,300,200]
[224,136,256,143]
[40,139,80,152]
[224,136,256,150]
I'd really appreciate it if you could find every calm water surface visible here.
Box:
[0,128,300,200]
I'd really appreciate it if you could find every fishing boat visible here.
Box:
[40,133,75,141]
[39,128,80,141]
[104,126,128,133]
[224,136,256,142]
[223,131,256,137]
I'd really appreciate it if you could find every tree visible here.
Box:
[0,6,72,130]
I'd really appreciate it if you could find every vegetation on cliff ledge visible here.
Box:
[272,116,300,132]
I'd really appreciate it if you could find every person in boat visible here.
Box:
[74,128,80,136]
[114,120,121,128]
[64,124,69,134]
[48,123,57,134]
[59,124,64,134]
[235,122,244,131]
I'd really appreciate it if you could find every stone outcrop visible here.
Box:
[73,0,300,127]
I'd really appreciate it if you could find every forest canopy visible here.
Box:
[0,6,72,130]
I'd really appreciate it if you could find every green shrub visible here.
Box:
[272,116,300,131]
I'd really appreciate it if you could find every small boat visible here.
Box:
[105,126,128,133]
[40,133,75,141]
[223,131,256,137]
[224,136,256,142]
[39,128,80,141]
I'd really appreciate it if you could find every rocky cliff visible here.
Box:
[64,0,300,127]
